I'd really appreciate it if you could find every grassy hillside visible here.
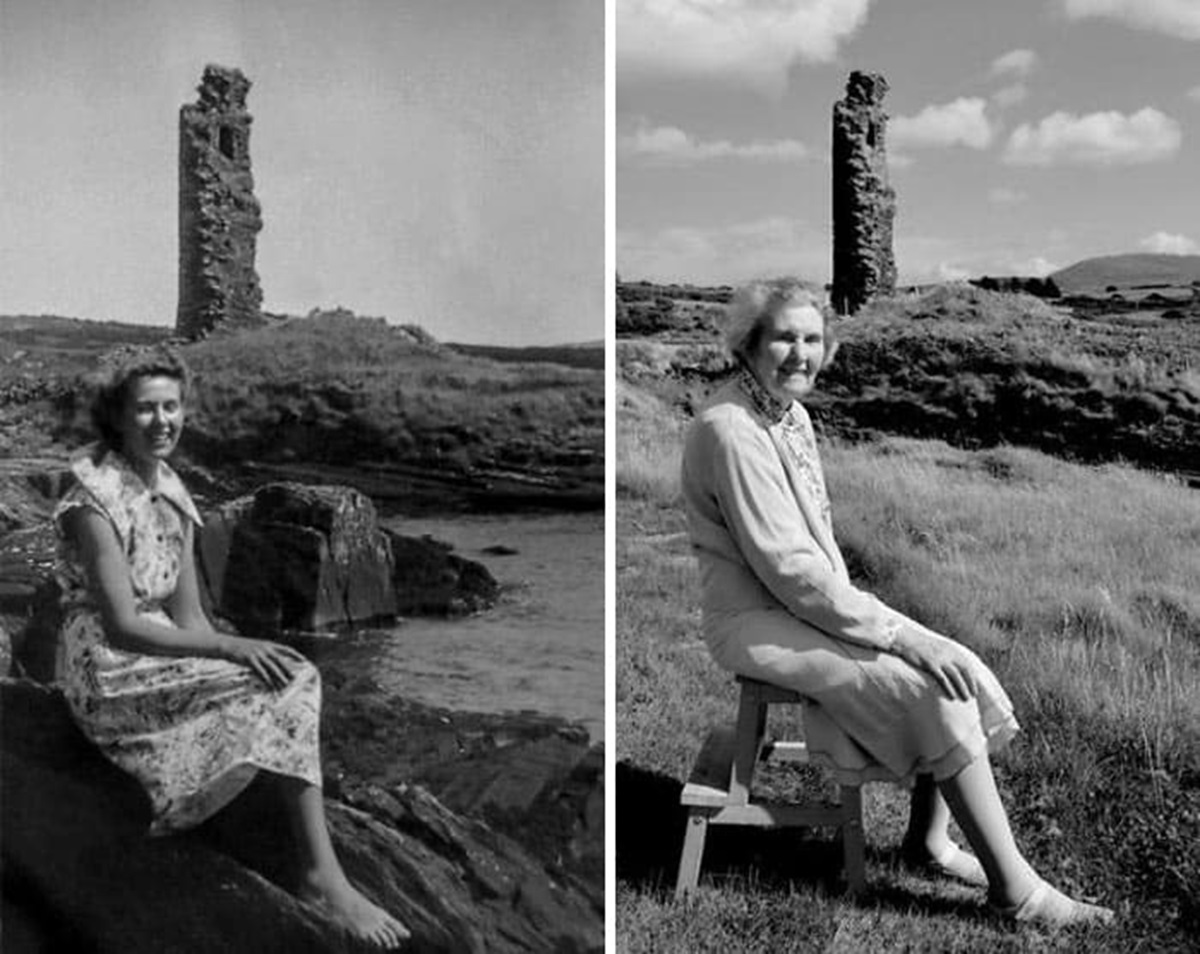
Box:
[617,283,1200,479]
[1051,253,1200,295]
[450,341,604,370]
[1,312,603,510]
[616,383,1200,952]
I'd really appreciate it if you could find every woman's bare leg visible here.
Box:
[901,774,986,886]
[904,774,953,856]
[937,754,1113,925]
[277,775,410,948]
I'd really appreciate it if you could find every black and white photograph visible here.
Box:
[0,1,604,950]
[615,0,1198,951]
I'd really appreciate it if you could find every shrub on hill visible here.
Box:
[617,283,1199,477]
[813,285,1199,472]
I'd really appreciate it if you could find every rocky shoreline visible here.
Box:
[0,456,604,952]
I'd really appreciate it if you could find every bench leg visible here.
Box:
[675,810,710,898]
[839,784,866,895]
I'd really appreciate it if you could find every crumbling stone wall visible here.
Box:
[831,71,897,315]
[177,65,264,339]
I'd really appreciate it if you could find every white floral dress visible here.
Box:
[54,449,322,835]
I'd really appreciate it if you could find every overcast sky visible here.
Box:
[617,0,1200,286]
[0,0,603,345]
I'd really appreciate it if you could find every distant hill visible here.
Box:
[1051,254,1200,295]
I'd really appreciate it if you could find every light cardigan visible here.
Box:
[682,376,904,652]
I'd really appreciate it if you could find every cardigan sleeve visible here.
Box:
[703,415,901,651]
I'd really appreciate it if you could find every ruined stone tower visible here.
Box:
[831,71,896,315]
[176,65,264,339]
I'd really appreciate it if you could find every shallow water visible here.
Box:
[310,511,604,742]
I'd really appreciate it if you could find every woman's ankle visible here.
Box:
[900,831,954,862]
[986,867,1041,908]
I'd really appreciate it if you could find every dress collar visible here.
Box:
[735,358,797,426]
[93,447,202,525]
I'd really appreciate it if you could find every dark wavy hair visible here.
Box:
[88,346,191,452]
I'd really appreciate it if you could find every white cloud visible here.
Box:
[1009,256,1061,277]
[991,83,1029,108]
[1188,85,1200,102]
[935,262,973,282]
[1059,0,1200,40]
[897,232,1068,285]
[991,48,1038,78]
[891,98,995,150]
[617,0,874,94]
[1002,108,1181,166]
[617,217,831,284]
[988,187,1027,205]
[1139,231,1199,254]
[618,123,809,164]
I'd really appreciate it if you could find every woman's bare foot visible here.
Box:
[300,871,410,949]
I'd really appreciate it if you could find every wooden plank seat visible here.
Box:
[675,675,865,897]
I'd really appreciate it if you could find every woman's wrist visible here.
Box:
[210,632,235,658]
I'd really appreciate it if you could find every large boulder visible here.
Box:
[1,678,604,953]
[196,482,399,633]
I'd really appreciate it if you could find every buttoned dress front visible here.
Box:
[681,370,1019,784]
[54,449,322,834]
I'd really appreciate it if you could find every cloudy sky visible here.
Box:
[617,0,1200,286]
[0,0,602,345]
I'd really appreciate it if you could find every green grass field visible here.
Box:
[616,380,1200,953]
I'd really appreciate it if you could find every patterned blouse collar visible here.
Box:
[734,357,798,426]
[76,446,202,525]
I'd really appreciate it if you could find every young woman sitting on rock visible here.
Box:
[681,279,1115,928]
[54,347,409,949]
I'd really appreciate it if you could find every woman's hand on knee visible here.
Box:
[218,635,308,690]
[892,626,977,701]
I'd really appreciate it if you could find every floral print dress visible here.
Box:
[54,449,322,835]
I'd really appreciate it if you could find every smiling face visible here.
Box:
[118,375,184,470]
[748,304,827,403]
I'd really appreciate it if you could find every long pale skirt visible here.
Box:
[57,607,322,835]
[706,607,1020,785]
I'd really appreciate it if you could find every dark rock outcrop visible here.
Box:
[196,482,399,633]
[317,670,604,903]
[384,530,500,617]
[177,64,265,339]
[0,523,59,683]
[832,71,897,316]
[1,678,604,953]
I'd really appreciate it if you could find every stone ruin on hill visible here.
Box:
[177,65,265,340]
[831,71,897,315]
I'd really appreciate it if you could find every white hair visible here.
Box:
[718,279,835,362]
